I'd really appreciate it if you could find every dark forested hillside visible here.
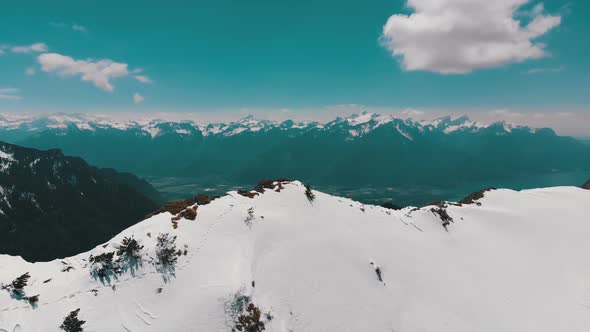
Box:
[0,141,162,261]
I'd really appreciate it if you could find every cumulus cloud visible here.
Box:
[0,88,22,100]
[134,75,152,84]
[11,42,48,54]
[528,3,546,17]
[381,0,562,74]
[25,67,36,76]
[133,93,144,104]
[37,53,130,92]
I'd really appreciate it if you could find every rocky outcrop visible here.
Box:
[147,194,220,228]
[236,179,291,198]
[380,202,403,210]
[459,188,495,205]
[254,179,291,193]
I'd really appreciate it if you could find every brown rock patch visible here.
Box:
[459,188,495,205]
[238,190,259,198]
[254,178,290,193]
[147,194,219,218]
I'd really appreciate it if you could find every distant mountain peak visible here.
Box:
[0,112,545,139]
[345,111,379,126]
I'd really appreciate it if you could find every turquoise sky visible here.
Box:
[0,0,588,127]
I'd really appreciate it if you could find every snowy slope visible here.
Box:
[1,181,589,331]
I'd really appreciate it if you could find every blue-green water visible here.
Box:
[144,171,590,207]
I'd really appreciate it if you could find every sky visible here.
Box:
[0,0,589,136]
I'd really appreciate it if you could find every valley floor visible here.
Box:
[145,170,590,206]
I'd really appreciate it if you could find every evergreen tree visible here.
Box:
[304,184,315,203]
[60,308,85,332]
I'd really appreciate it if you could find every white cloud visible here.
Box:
[530,3,545,17]
[11,42,48,54]
[134,75,152,84]
[381,0,562,74]
[37,53,131,92]
[50,22,88,33]
[72,24,87,33]
[133,93,144,104]
[526,65,565,74]
[25,67,36,76]
[0,88,22,100]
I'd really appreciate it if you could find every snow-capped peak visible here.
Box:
[419,115,488,133]
[345,111,379,126]
[0,112,539,140]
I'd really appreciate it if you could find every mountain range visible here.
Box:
[1,181,589,331]
[1,112,589,205]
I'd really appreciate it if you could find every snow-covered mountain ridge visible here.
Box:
[0,112,530,139]
[1,181,589,331]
